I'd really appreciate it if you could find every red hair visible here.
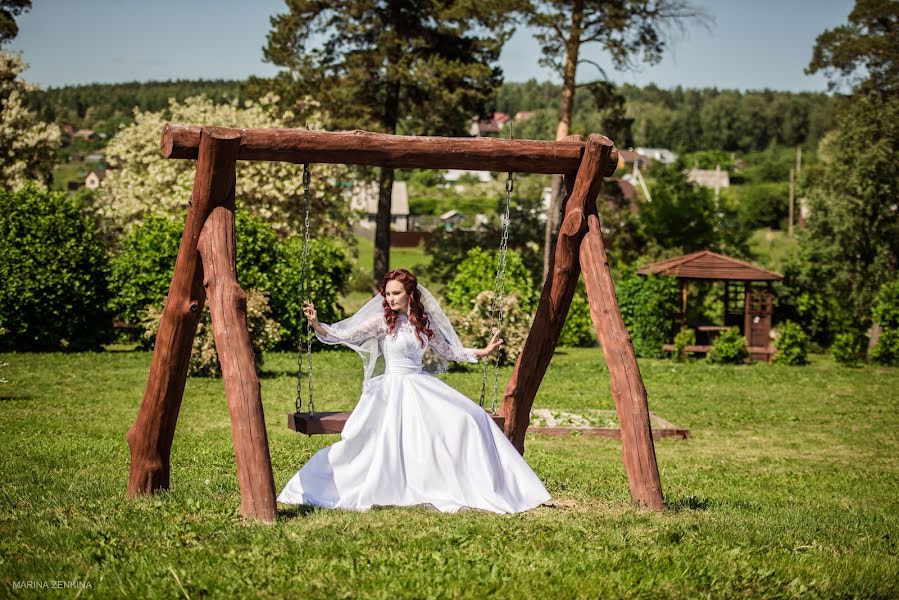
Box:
[380,268,433,346]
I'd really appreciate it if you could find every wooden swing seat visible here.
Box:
[288,410,505,435]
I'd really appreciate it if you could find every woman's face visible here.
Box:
[384,279,410,313]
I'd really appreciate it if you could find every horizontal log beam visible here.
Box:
[161,124,618,176]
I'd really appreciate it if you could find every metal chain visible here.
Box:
[479,171,513,413]
[295,164,315,415]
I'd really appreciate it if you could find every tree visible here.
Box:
[98,94,353,243]
[787,93,899,339]
[261,0,517,287]
[0,51,59,190]
[806,0,899,96]
[0,0,30,47]
[527,0,710,280]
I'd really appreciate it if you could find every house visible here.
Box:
[85,152,105,163]
[514,111,534,122]
[634,147,677,164]
[84,169,106,190]
[686,168,730,190]
[349,180,410,231]
[74,129,97,140]
[439,209,465,231]
[443,169,493,184]
[617,149,653,170]
[468,112,513,137]
[601,178,639,215]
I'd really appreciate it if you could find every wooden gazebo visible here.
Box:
[638,250,783,362]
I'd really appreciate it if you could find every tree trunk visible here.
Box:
[373,165,394,287]
[543,0,585,282]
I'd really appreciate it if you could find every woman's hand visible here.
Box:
[302,301,318,324]
[480,330,504,357]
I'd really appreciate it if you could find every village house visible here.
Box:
[686,168,731,190]
[84,169,106,190]
[349,180,410,232]
[634,147,678,164]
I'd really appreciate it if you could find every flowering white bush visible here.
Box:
[99,94,356,240]
[0,52,60,190]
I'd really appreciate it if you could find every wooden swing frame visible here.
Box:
[126,125,665,523]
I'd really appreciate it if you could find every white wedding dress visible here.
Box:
[277,311,552,514]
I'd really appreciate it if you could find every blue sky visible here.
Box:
[9,0,854,92]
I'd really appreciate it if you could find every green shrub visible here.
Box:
[559,284,596,347]
[707,327,748,364]
[0,184,114,351]
[831,332,863,367]
[450,291,531,367]
[871,329,899,366]
[773,320,809,365]
[872,280,899,327]
[141,288,281,377]
[272,237,352,350]
[109,211,280,326]
[615,271,679,358]
[871,280,899,366]
[672,328,696,362]
[445,247,537,312]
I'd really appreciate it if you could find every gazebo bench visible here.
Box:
[662,344,776,362]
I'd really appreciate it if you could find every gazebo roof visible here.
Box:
[637,250,783,281]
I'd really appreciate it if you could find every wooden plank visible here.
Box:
[161,124,618,176]
[288,410,505,435]
[581,209,665,511]
[500,135,610,454]
[529,426,689,440]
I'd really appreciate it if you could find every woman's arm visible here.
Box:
[430,327,503,363]
[304,302,383,346]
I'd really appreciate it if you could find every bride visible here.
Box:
[277,268,552,514]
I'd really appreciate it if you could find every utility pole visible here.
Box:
[788,167,795,238]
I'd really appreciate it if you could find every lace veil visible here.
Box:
[315,284,469,382]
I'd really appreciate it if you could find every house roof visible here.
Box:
[637,250,783,281]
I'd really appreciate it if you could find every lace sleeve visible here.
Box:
[429,327,478,364]
[316,315,384,346]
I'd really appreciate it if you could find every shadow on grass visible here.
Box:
[278,504,321,519]
[0,394,31,401]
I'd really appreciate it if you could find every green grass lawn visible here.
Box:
[1,349,897,598]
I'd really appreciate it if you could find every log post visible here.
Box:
[126,128,240,498]
[580,210,665,511]
[197,163,277,523]
[500,134,612,453]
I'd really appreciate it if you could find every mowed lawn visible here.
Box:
[0,348,897,598]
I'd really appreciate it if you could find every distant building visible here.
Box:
[514,111,534,122]
[350,181,410,231]
[469,112,513,137]
[439,209,465,231]
[634,147,677,164]
[686,168,730,190]
[443,169,493,184]
[85,153,105,163]
[84,169,106,190]
[74,129,97,140]
[618,149,653,170]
